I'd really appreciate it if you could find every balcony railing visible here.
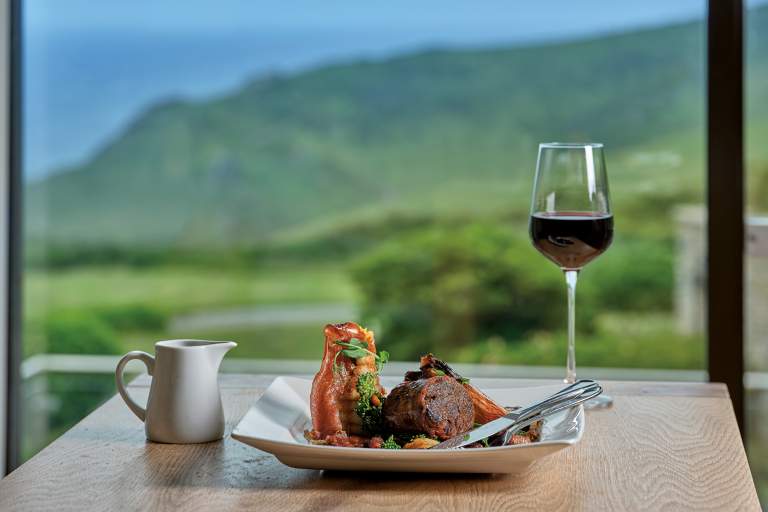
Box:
[26,352,768,384]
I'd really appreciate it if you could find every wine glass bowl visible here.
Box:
[530,211,613,270]
[528,142,614,407]
[530,143,612,267]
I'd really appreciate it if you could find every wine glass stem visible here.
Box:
[564,270,579,384]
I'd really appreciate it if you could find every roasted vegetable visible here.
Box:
[381,435,401,449]
[403,437,440,449]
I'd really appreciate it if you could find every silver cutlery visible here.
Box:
[431,379,602,449]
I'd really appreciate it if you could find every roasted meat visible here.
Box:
[310,322,385,438]
[382,376,474,440]
[410,354,507,425]
[308,325,538,449]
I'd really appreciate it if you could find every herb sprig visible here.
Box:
[355,372,384,434]
[332,338,389,372]
[431,367,469,384]
[382,435,401,449]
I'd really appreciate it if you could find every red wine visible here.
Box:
[529,212,613,270]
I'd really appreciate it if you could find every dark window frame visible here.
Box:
[707,0,744,436]
[2,0,747,473]
[5,0,22,474]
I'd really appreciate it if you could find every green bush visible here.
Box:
[351,223,596,359]
[351,220,677,361]
[94,303,167,331]
[24,242,253,270]
[451,327,703,369]
[749,161,768,213]
[583,236,674,312]
[44,311,122,355]
[26,243,167,269]
[22,373,117,461]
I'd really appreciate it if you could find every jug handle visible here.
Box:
[115,351,155,421]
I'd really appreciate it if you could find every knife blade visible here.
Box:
[434,410,523,449]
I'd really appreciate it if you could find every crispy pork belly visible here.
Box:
[310,322,384,437]
[382,376,474,440]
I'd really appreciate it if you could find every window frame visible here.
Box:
[1,0,748,474]
[4,0,20,476]
[0,0,8,476]
[707,0,745,436]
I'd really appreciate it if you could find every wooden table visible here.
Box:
[0,375,760,511]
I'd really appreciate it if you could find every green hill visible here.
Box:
[24,8,768,249]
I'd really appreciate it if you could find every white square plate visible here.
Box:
[232,376,584,473]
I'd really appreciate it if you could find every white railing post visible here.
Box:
[747,218,768,258]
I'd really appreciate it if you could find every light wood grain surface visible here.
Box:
[0,375,759,511]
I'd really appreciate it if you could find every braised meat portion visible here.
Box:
[382,376,473,440]
[408,354,507,425]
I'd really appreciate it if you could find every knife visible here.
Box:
[431,379,602,450]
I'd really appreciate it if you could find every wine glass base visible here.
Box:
[584,394,613,409]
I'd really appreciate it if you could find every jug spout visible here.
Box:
[207,341,237,369]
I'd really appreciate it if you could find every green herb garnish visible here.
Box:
[331,337,390,435]
[332,339,390,373]
[378,349,390,371]
[355,372,384,434]
[382,435,401,450]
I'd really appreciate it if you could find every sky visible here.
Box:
[22,1,768,180]
[27,1,710,40]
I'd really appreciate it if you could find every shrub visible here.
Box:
[27,244,167,269]
[451,328,703,369]
[44,311,122,355]
[749,161,768,213]
[351,220,677,360]
[45,372,117,441]
[351,223,596,359]
[94,303,167,331]
[583,236,674,312]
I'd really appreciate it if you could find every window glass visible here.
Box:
[746,0,768,505]
[22,1,706,460]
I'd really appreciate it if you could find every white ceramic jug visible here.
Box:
[115,339,236,443]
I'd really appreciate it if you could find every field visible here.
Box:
[23,258,704,369]
[23,264,353,355]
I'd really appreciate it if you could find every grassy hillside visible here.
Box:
[24,16,719,248]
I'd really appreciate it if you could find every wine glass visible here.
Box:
[529,142,614,407]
